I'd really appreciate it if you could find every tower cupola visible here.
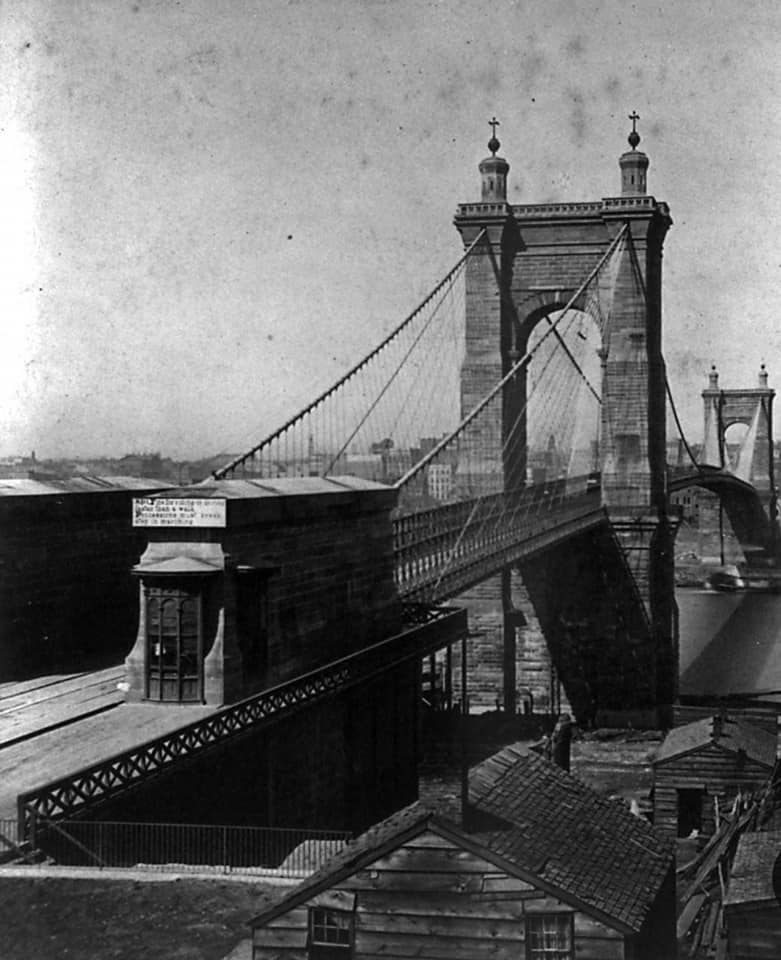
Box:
[479,116,509,202]
[619,111,649,196]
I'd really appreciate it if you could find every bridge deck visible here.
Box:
[0,702,216,821]
[0,667,126,748]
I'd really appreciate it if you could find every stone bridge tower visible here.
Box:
[702,365,776,504]
[454,118,676,725]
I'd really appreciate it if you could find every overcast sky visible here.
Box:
[1,0,780,459]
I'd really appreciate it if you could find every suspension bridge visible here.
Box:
[5,120,778,850]
[211,121,777,719]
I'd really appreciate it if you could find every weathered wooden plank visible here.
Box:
[522,897,576,913]
[264,908,308,929]
[356,891,525,920]
[342,870,484,892]
[356,911,522,940]
[251,926,307,949]
[404,832,460,850]
[355,931,524,959]
[473,891,543,902]
[573,937,624,959]
[367,844,502,874]
[677,893,706,939]
[573,913,623,939]
[481,874,535,893]
[253,949,306,960]
[726,908,781,958]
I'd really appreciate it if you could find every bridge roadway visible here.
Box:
[394,487,608,603]
[0,698,216,822]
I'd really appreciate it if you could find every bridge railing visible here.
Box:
[394,479,606,602]
[25,819,353,877]
[16,605,467,839]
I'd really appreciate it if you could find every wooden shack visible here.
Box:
[251,746,677,960]
[724,830,781,959]
[653,715,777,837]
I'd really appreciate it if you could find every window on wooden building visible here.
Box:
[526,913,573,960]
[308,907,353,958]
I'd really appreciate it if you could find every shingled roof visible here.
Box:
[724,830,781,907]
[467,746,674,931]
[251,745,673,935]
[654,716,777,767]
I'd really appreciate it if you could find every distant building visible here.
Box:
[251,746,676,960]
[653,716,776,837]
[426,462,453,501]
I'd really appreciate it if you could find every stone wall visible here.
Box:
[0,483,167,678]
[448,571,566,718]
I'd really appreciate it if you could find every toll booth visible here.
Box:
[125,477,399,706]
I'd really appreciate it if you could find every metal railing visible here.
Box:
[394,484,608,603]
[25,819,352,877]
[17,605,467,836]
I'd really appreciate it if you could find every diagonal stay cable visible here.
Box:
[425,233,628,595]
[396,224,628,491]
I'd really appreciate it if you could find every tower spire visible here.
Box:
[619,110,649,196]
[479,116,509,202]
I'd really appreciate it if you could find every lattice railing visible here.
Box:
[394,482,608,603]
[17,606,467,837]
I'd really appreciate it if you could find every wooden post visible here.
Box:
[460,632,469,830]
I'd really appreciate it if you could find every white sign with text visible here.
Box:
[132,498,227,528]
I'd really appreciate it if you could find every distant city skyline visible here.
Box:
[1,1,780,459]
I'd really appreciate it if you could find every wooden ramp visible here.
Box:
[0,702,216,821]
[0,667,126,748]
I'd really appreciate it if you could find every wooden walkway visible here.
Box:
[0,668,215,821]
[0,667,126,748]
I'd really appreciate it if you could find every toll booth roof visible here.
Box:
[146,476,393,499]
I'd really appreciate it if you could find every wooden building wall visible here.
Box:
[252,829,629,959]
[654,743,772,836]
[725,903,781,960]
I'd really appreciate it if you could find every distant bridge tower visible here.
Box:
[702,364,777,511]
[454,116,676,724]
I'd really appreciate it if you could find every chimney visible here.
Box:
[552,714,573,772]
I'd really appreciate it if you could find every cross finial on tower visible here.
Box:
[488,117,501,156]
[628,111,641,149]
